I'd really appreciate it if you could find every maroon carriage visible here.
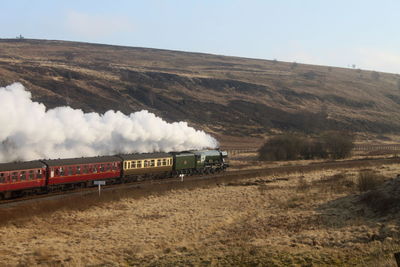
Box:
[42,156,122,190]
[0,161,47,199]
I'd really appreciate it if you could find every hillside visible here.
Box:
[1,39,400,137]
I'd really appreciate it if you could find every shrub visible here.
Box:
[296,176,310,192]
[315,172,356,193]
[371,71,380,80]
[357,171,385,192]
[322,131,354,159]
[259,132,354,161]
[258,134,304,161]
[302,71,317,80]
[359,190,397,214]
[299,138,328,159]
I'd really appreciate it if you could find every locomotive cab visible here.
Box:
[219,150,230,169]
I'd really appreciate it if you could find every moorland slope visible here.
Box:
[1,39,399,136]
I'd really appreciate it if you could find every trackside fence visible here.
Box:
[225,149,258,156]
[353,144,400,151]
[225,144,400,156]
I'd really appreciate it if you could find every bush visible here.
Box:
[315,173,356,193]
[322,131,354,159]
[299,138,328,159]
[258,134,304,161]
[359,190,397,214]
[357,171,385,192]
[371,71,380,80]
[296,177,310,192]
[259,132,354,161]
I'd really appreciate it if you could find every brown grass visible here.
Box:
[0,163,400,265]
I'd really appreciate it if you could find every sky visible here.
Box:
[1,0,399,73]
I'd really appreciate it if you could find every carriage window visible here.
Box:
[124,162,128,169]
[93,166,97,173]
[150,160,155,167]
[37,169,42,179]
[12,172,18,182]
[0,173,4,183]
[157,159,161,166]
[113,162,118,170]
[60,167,64,176]
[29,170,34,180]
[137,161,142,168]
[143,160,149,167]
[131,161,136,169]
[20,171,26,181]
[76,166,81,174]
[106,163,111,171]
[162,159,167,166]
[83,165,88,174]
[68,167,73,176]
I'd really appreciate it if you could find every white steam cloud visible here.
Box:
[0,83,218,163]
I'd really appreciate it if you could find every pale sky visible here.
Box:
[1,0,399,73]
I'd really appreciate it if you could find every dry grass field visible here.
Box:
[0,154,399,266]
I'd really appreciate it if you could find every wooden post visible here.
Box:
[395,252,400,267]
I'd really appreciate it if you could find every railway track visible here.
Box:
[1,156,399,208]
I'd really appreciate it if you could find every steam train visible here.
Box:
[0,150,229,200]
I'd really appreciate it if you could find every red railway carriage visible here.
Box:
[0,161,47,199]
[42,156,122,190]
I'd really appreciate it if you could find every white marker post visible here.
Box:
[94,181,106,196]
[179,174,185,182]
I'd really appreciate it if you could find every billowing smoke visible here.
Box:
[0,83,218,162]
